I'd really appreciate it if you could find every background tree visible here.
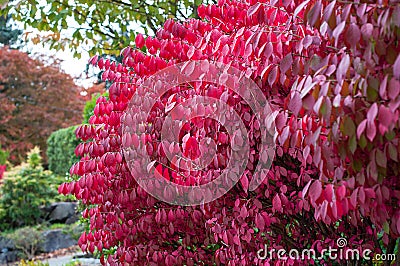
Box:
[0,0,215,57]
[0,14,22,47]
[0,47,85,164]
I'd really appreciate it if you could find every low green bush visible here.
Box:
[0,147,62,229]
[46,126,80,176]
[0,145,9,165]
[10,226,43,259]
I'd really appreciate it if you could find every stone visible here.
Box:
[48,202,78,223]
[39,229,77,253]
[0,250,18,264]
[0,236,15,251]
[0,236,18,264]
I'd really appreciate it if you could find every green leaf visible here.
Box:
[349,135,357,154]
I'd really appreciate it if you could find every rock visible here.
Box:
[0,236,15,251]
[39,229,77,253]
[48,202,78,223]
[0,236,18,264]
[65,215,79,225]
[0,250,18,264]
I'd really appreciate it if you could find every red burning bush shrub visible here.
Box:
[61,0,400,265]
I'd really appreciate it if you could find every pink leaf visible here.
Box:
[268,66,278,87]
[247,2,262,17]
[393,54,400,79]
[378,105,392,135]
[359,188,365,204]
[280,54,293,74]
[388,78,400,100]
[333,21,346,40]
[366,121,376,141]
[288,91,302,116]
[307,1,322,26]
[302,179,312,198]
[367,103,378,122]
[357,119,367,139]
[273,194,282,212]
[345,24,361,47]
[379,75,388,99]
[323,0,336,21]
[336,54,350,83]
[361,23,373,40]
[350,189,358,208]
[321,200,328,220]
[309,180,322,202]
[294,0,310,18]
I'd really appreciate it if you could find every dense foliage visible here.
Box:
[0,47,84,163]
[61,0,400,265]
[47,126,81,176]
[0,0,215,57]
[0,148,62,229]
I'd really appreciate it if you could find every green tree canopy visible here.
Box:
[1,0,209,57]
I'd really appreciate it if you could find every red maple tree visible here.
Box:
[0,47,85,163]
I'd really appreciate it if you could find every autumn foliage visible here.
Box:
[0,47,84,163]
[61,0,400,265]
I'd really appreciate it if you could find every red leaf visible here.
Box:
[335,186,346,201]
[397,218,400,235]
[255,213,265,230]
[324,184,334,202]
[240,174,249,192]
[135,33,145,48]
